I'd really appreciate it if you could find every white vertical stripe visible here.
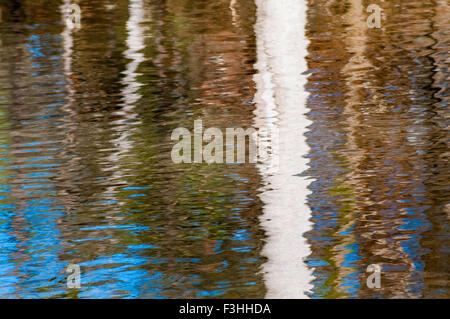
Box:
[253,0,314,299]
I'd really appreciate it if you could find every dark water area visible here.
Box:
[0,0,448,298]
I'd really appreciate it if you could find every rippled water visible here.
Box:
[0,0,448,298]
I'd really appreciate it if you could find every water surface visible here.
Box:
[0,0,448,298]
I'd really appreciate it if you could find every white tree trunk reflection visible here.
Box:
[253,0,314,298]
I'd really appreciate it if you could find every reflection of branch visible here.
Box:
[324,0,336,15]
[341,0,417,298]
[229,0,239,28]
[59,0,80,213]
[105,0,148,200]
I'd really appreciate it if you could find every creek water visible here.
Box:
[0,0,448,298]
